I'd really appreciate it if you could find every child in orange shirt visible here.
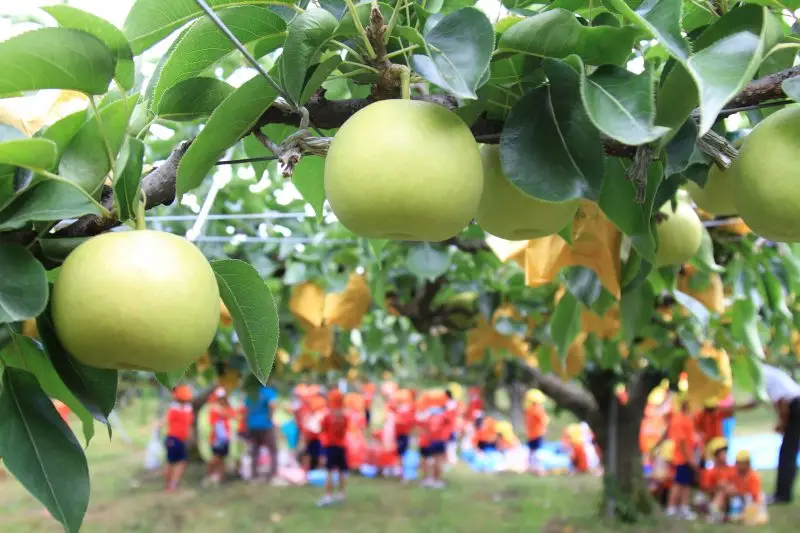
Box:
[474,416,498,452]
[443,389,460,464]
[525,390,549,474]
[318,389,349,506]
[666,396,698,520]
[302,394,326,471]
[205,387,234,486]
[162,385,194,491]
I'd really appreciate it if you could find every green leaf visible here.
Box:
[36,302,118,422]
[280,9,339,105]
[177,76,278,196]
[211,259,279,385]
[156,78,234,121]
[291,155,326,221]
[0,138,57,172]
[43,5,135,90]
[629,3,782,133]
[549,290,581,359]
[39,110,89,169]
[155,369,185,389]
[674,290,710,328]
[599,160,663,261]
[123,0,296,54]
[0,244,48,323]
[500,59,605,202]
[784,76,800,103]
[497,9,638,65]
[691,227,725,273]
[407,244,451,281]
[563,266,602,310]
[1,335,95,443]
[59,95,138,194]
[0,368,90,533]
[664,118,699,176]
[113,137,144,222]
[620,280,655,343]
[580,65,670,145]
[152,7,286,109]
[0,181,102,231]
[0,28,115,95]
[300,55,343,105]
[39,238,89,264]
[411,8,494,99]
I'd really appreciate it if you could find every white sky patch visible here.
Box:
[180,193,201,213]
[150,123,174,140]
[226,68,258,88]
[237,166,256,180]
[274,182,303,205]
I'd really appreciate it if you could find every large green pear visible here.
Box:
[731,106,800,242]
[655,200,703,267]
[684,163,738,215]
[52,230,220,372]
[324,99,483,241]
[476,145,579,240]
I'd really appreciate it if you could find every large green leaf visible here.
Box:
[599,160,663,262]
[500,59,605,202]
[0,138,57,172]
[620,280,655,343]
[0,181,102,231]
[43,5,135,90]
[0,368,90,533]
[613,1,780,133]
[0,244,48,323]
[407,244,451,281]
[291,155,326,221]
[211,259,279,385]
[123,0,296,54]
[410,8,494,99]
[177,76,278,196]
[0,28,115,95]
[300,55,343,105]
[549,289,581,359]
[497,9,638,66]
[37,303,118,422]
[280,8,338,105]
[59,94,138,195]
[1,335,95,443]
[580,65,670,145]
[113,137,144,223]
[152,7,286,109]
[155,78,235,121]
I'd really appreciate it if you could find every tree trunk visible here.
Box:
[508,381,525,431]
[585,368,665,522]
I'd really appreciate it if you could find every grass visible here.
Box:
[0,401,797,532]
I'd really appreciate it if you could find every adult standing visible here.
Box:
[761,364,800,504]
[245,384,279,482]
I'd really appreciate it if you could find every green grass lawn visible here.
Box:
[0,401,797,533]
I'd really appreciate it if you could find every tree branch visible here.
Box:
[519,363,600,422]
[44,66,800,241]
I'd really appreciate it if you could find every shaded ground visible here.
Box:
[0,400,796,532]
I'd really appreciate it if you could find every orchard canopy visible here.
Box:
[1,0,800,530]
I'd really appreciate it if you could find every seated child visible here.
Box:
[699,437,733,506]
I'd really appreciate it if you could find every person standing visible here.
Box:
[761,364,800,504]
[245,383,279,483]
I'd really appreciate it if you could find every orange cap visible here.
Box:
[173,385,192,402]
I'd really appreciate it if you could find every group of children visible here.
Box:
[646,392,767,524]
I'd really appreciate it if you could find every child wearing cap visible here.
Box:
[525,389,549,475]
[205,387,234,486]
[162,385,194,491]
[694,397,754,471]
[727,450,763,521]
[701,437,734,517]
[318,389,349,506]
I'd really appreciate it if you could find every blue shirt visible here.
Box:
[246,386,277,430]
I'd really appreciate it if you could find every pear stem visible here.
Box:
[135,190,147,231]
[399,66,411,100]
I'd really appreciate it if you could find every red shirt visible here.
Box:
[668,412,696,465]
[166,403,194,441]
[393,404,416,436]
[467,396,484,422]
[321,409,349,447]
[208,404,234,444]
[694,408,733,444]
